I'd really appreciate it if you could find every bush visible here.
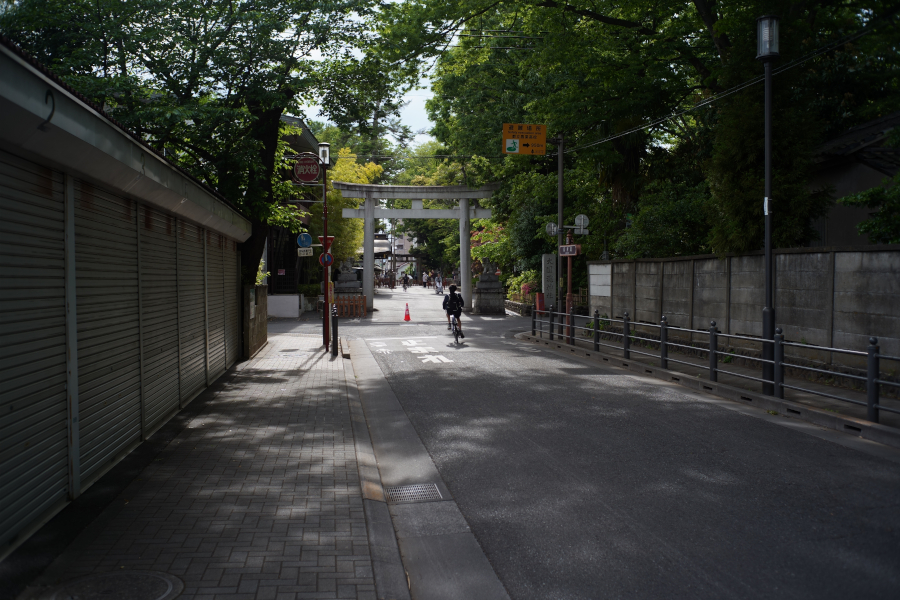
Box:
[298,283,321,297]
[505,269,540,300]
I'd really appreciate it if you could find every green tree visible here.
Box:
[1,0,392,283]
[374,0,900,267]
[838,173,900,244]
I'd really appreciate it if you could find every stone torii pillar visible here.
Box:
[333,182,499,312]
[362,192,375,307]
[458,197,471,308]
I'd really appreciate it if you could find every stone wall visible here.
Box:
[588,247,900,364]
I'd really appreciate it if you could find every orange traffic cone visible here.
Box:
[404,303,411,322]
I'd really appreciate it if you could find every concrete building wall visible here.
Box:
[588,247,900,359]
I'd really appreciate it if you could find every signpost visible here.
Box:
[502,123,547,155]
[318,235,335,251]
[559,244,580,257]
[298,247,313,257]
[297,232,312,247]
[319,252,334,267]
[293,156,320,183]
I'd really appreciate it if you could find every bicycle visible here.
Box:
[451,314,462,344]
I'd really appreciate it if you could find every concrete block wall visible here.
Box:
[661,260,691,331]
[588,247,900,362]
[612,262,634,319]
[693,258,728,332]
[729,255,765,337]
[833,251,900,360]
[635,262,661,324]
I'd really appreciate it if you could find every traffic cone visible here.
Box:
[404,303,411,322]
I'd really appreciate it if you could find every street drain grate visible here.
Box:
[384,483,442,503]
[47,570,184,600]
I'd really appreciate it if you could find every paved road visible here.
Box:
[288,287,900,600]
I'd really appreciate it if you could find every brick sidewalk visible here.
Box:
[32,335,376,600]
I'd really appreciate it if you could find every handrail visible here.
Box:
[781,341,867,356]
[785,363,868,382]
[533,305,895,425]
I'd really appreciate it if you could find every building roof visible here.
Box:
[0,34,251,240]
[815,111,900,177]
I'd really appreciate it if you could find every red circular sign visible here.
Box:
[293,156,321,183]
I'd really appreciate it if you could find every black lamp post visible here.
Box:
[757,15,779,394]
[319,142,330,350]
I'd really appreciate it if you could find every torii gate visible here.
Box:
[333,182,499,311]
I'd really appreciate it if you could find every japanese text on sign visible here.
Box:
[502,123,547,155]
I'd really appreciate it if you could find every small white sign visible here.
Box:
[298,247,313,257]
[505,139,519,153]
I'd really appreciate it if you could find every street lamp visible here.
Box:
[757,15,779,395]
[319,142,331,349]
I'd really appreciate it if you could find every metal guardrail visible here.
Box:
[531,304,899,425]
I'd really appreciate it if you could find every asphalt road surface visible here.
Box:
[275,286,900,599]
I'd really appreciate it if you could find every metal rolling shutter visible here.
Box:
[225,239,240,367]
[178,222,206,401]
[0,151,69,550]
[139,206,180,432]
[74,182,142,483]
[207,231,226,378]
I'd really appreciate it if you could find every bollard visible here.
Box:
[593,310,600,352]
[774,327,784,399]
[708,320,718,382]
[532,303,537,336]
[549,306,555,341]
[623,311,630,359]
[867,337,880,423]
[331,306,338,357]
[660,316,668,369]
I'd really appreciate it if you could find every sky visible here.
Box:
[399,88,436,145]
[305,86,436,149]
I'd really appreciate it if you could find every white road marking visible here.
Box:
[421,355,453,363]
[408,347,437,353]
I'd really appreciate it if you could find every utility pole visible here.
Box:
[556,134,564,309]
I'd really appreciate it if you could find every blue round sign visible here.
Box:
[319,252,334,267]
[297,233,312,248]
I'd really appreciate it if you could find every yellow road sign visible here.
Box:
[502,123,547,155]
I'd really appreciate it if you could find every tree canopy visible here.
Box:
[370,0,900,287]
[0,0,401,282]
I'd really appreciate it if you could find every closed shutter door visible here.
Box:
[225,239,240,367]
[0,151,68,550]
[74,182,142,483]
[179,222,206,401]
[139,206,180,431]
[207,231,226,378]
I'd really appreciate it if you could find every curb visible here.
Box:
[516,332,900,451]
[344,356,410,600]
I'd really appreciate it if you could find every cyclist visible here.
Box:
[442,285,464,338]
[402,273,409,291]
